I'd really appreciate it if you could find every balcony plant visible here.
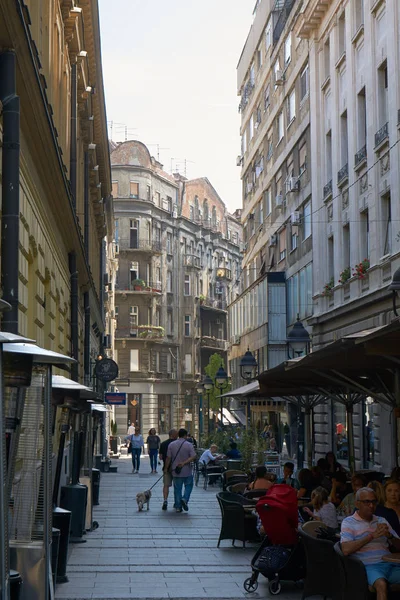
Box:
[338,266,351,285]
[132,278,145,291]
[321,277,334,297]
[199,294,206,305]
[353,258,370,280]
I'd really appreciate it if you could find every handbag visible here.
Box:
[127,443,132,454]
[175,465,182,475]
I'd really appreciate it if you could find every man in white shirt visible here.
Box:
[199,444,219,466]
[127,423,135,435]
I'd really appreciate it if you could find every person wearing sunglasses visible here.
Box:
[341,487,400,600]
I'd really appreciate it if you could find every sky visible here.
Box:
[98,0,255,212]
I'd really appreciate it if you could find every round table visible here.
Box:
[382,553,400,564]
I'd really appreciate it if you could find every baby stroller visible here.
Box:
[243,484,306,595]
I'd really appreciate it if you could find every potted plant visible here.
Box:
[132,278,145,291]
[353,258,370,280]
[338,266,351,285]
[110,419,118,454]
[321,277,334,297]
[199,294,206,305]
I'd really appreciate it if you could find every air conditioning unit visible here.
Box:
[172,210,178,218]
[286,177,300,193]
[254,120,260,129]
[268,234,278,247]
[275,194,283,207]
[275,70,284,85]
[232,334,241,345]
[236,155,243,166]
[290,211,301,225]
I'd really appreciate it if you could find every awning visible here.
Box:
[3,343,76,368]
[91,404,109,413]
[219,380,259,398]
[52,375,101,401]
[217,407,239,425]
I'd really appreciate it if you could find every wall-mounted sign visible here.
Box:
[95,358,119,382]
[105,392,126,406]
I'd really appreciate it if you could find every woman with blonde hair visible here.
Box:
[303,486,338,529]
[368,480,400,535]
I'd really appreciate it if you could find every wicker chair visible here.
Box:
[216,492,259,548]
[222,469,246,490]
[299,528,345,600]
[227,482,247,495]
[243,489,269,501]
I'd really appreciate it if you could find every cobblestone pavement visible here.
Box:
[55,453,304,600]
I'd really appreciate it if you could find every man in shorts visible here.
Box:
[341,487,400,600]
[165,428,197,513]
[159,429,178,511]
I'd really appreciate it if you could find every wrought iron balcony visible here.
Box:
[273,0,295,44]
[184,254,202,268]
[200,296,227,311]
[115,280,162,293]
[337,163,349,185]
[323,180,332,199]
[375,122,389,147]
[128,324,165,339]
[118,238,162,253]
[200,336,228,351]
[355,145,367,168]
[216,267,232,280]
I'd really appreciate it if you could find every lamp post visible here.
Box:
[196,381,204,445]
[286,319,311,468]
[203,375,213,435]
[239,349,258,428]
[389,267,400,317]
[215,364,229,429]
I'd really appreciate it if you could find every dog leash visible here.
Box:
[148,473,164,491]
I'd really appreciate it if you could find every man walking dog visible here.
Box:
[165,428,196,513]
[159,428,178,511]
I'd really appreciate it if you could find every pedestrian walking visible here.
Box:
[159,428,178,510]
[165,428,196,513]
[127,422,135,435]
[147,428,161,473]
[125,428,144,473]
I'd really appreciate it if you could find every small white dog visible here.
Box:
[136,489,152,511]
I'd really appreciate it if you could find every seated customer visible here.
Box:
[304,486,338,529]
[297,468,315,501]
[368,481,400,536]
[199,444,222,466]
[341,487,400,599]
[226,442,241,459]
[385,479,400,522]
[329,471,349,507]
[338,474,366,515]
[247,466,275,491]
[278,462,300,490]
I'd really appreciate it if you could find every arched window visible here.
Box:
[194,195,199,219]
[203,199,209,223]
[212,206,217,227]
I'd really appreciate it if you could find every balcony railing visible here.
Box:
[118,238,162,253]
[200,336,228,351]
[115,280,162,293]
[273,0,296,44]
[337,163,349,185]
[116,324,165,339]
[375,122,389,147]
[200,296,227,311]
[184,254,201,268]
[216,267,232,280]
[355,145,367,167]
[323,180,332,199]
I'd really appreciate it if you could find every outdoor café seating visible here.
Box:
[216,491,259,548]
[243,489,269,501]
[227,482,247,494]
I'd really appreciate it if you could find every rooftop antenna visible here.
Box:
[107,121,125,141]
[171,158,195,177]
[113,123,138,141]
[147,144,170,161]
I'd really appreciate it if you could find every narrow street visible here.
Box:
[55,454,302,600]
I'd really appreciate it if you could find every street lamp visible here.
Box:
[389,267,400,317]
[203,375,213,434]
[239,349,258,428]
[196,382,204,444]
[286,319,311,358]
[215,364,228,429]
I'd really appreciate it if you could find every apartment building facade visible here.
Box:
[0,0,112,377]
[229,0,312,426]
[110,141,242,437]
[294,0,400,472]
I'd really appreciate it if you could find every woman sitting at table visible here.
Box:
[303,486,338,529]
[247,466,275,491]
[385,478,400,522]
[368,480,400,536]
[297,468,315,501]
[325,451,346,476]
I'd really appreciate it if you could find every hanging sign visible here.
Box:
[105,392,126,406]
[95,358,119,382]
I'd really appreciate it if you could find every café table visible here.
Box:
[383,553,400,564]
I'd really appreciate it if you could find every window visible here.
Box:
[357,87,367,151]
[167,311,173,335]
[166,353,172,374]
[147,185,151,201]
[277,112,284,141]
[265,188,272,216]
[360,210,369,259]
[300,63,309,100]
[264,83,270,110]
[250,62,255,86]
[382,193,392,256]
[340,110,348,166]
[257,45,263,70]
[355,0,364,30]
[155,191,161,206]
[167,271,173,293]
[328,236,334,281]
[265,19,272,51]
[287,262,313,324]
[291,230,298,251]
[184,274,190,296]
[130,349,139,372]
[338,11,345,57]
[342,224,350,273]
[189,205,194,220]
[378,61,388,128]
[115,218,119,243]
[166,196,172,212]
[249,114,254,140]
[299,143,307,174]
[155,308,161,327]
[112,181,119,197]
[287,89,296,123]
[156,267,161,289]
[326,130,332,182]
[130,182,139,198]
[324,38,330,80]
[279,229,286,261]
[259,199,264,225]
[284,34,291,65]
[155,351,160,373]
[303,201,311,239]
[130,306,138,326]
[274,59,281,88]
[184,353,192,374]
[184,315,191,336]
[167,232,172,254]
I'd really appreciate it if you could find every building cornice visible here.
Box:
[295,0,333,38]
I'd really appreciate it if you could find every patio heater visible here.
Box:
[4,342,75,600]
[196,382,204,446]
[215,364,229,429]
[203,375,213,434]
[0,315,34,600]
[240,349,258,428]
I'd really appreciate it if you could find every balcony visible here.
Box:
[337,163,348,186]
[375,122,389,148]
[323,180,333,200]
[115,280,162,294]
[116,324,165,340]
[354,145,367,168]
[200,296,227,311]
[200,336,228,351]
[184,254,201,269]
[216,267,232,280]
[273,0,296,44]
[118,238,162,253]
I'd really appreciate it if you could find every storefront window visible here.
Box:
[158,394,171,435]
[332,401,347,462]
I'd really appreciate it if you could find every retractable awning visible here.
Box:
[219,380,259,398]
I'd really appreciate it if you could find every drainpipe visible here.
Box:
[69,252,79,381]
[70,63,77,210]
[0,51,20,333]
[84,292,90,387]
[84,151,89,260]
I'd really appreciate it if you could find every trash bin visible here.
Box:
[92,468,100,506]
[51,527,60,589]
[9,570,22,600]
[53,506,71,583]
[95,454,102,471]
